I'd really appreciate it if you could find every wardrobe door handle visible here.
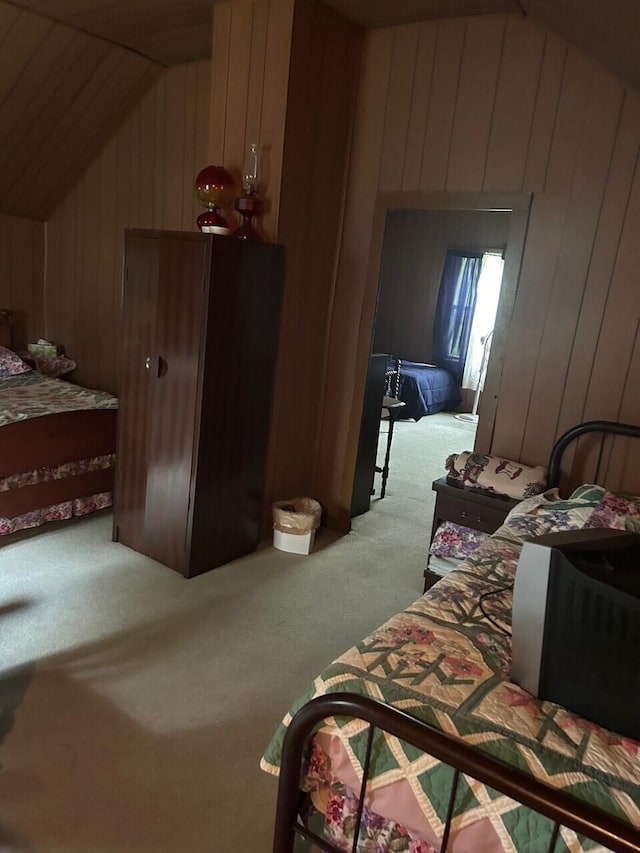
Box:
[145,355,166,378]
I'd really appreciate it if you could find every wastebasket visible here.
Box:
[272,497,322,554]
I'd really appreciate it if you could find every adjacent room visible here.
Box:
[1,0,639,851]
[356,204,512,521]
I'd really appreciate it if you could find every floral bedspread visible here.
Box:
[261,486,640,853]
[0,454,115,493]
[0,491,112,536]
[0,371,117,427]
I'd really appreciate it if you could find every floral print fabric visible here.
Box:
[0,370,117,427]
[0,491,112,536]
[262,484,640,853]
[445,451,548,499]
[0,345,31,377]
[429,520,489,558]
[305,738,437,853]
[586,489,640,532]
[0,454,114,492]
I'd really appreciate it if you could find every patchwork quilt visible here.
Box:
[261,486,640,853]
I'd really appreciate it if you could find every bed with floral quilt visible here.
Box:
[0,347,118,536]
[262,454,640,852]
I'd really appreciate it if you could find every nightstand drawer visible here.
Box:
[435,492,509,534]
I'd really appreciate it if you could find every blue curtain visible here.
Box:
[432,250,483,385]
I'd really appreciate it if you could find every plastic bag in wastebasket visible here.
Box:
[272,497,322,535]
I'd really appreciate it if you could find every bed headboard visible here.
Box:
[548,419,640,496]
[0,309,14,350]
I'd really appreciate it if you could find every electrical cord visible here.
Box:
[478,583,514,636]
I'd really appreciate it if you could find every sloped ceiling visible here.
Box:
[7,0,640,95]
[324,0,640,94]
[7,0,214,65]
[0,1,161,219]
[1,0,638,221]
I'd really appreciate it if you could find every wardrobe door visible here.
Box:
[142,235,209,573]
[114,233,160,555]
[188,240,285,575]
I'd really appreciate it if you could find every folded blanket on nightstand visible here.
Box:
[445,451,548,499]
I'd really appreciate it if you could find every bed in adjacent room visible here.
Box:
[0,311,118,536]
[262,421,640,853]
[388,359,462,420]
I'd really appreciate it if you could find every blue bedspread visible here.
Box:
[394,360,461,420]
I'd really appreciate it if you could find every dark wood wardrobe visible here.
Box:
[113,229,285,577]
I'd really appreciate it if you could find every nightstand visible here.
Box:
[424,477,521,591]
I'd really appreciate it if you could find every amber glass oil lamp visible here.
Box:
[195,165,235,234]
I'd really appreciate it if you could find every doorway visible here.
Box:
[368,207,511,491]
[359,192,530,453]
[349,193,531,546]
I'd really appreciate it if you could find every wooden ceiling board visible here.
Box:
[129,15,214,66]
[321,0,517,29]
[0,10,53,102]
[0,22,77,152]
[13,57,158,217]
[7,0,214,63]
[0,2,162,219]
[0,3,20,40]
[523,0,640,93]
[0,34,111,187]
[324,0,640,94]
[5,0,640,90]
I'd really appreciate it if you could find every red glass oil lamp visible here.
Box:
[231,143,264,241]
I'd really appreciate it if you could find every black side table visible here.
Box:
[424,477,521,591]
[375,396,406,499]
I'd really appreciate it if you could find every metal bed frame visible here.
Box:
[272,420,640,853]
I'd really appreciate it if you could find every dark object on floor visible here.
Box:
[352,353,390,517]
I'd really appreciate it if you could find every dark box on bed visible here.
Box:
[511,528,640,740]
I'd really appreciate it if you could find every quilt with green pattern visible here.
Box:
[261,486,640,852]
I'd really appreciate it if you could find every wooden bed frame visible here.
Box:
[272,420,640,853]
[0,310,117,524]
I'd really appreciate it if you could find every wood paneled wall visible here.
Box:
[45,60,211,393]
[0,1,161,220]
[317,13,640,529]
[208,0,361,519]
[270,0,361,510]
[373,209,510,364]
[208,0,295,240]
[0,213,44,348]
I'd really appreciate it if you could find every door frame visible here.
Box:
[344,191,532,519]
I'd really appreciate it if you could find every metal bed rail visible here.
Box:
[272,693,640,853]
[547,420,640,491]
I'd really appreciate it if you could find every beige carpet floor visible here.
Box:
[0,413,475,853]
